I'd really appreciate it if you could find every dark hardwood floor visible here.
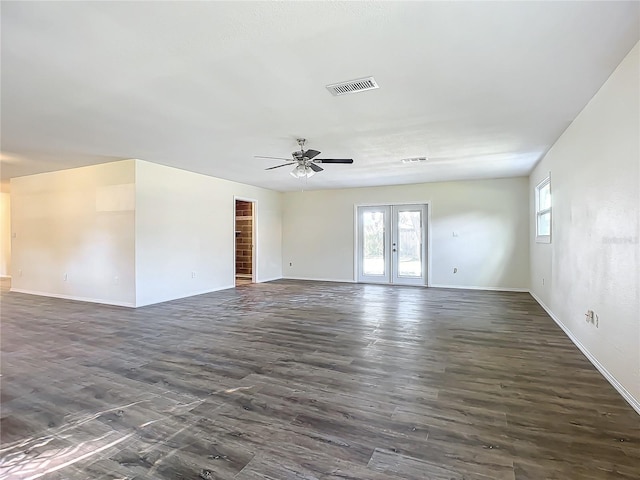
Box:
[1,278,638,479]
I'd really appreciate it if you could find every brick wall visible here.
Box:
[235,201,253,276]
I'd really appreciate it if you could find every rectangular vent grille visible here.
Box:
[326,76,379,96]
[401,157,428,164]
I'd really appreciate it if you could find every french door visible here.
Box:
[357,204,427,285]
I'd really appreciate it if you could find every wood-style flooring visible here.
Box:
[235,277,253,287]
[1,278,638,479]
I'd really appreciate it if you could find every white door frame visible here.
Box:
[234,196,258,283]
[353,202,431,286]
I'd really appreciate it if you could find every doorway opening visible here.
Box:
[356,204,429,285]
[235,199,255,286]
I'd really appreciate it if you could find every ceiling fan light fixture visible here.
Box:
[290,164,316,178]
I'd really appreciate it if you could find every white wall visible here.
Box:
[135,160,282,307]
[282,177,530,290]
[0,192,11,277]
[530,43,639,411]
[10,160,137,306]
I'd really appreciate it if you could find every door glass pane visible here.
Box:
[398,210,422,277]
[363,211,385,275]
[397,211,422,277]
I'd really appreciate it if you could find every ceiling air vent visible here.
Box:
[326,76,379,96]
[401,157,428,164]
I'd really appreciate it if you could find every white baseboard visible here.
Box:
[135,284,236,307]
[281,279,527,291]
[283,276,356,283]
[10,288,136,308]
[529,290,640,415]
[256,276,282,283]
[430,284,529,293]
[11,285,242,309]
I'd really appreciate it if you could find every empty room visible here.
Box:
[1,2,638,479]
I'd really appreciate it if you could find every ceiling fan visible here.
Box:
[255,138,353,178]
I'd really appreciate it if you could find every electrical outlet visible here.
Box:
[453,267,458,273]
[63,273,68,282]
[289,262,292,267]
[191,271,196,278]
[542,278,545,286]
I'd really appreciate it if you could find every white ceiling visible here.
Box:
[1,1,639,192]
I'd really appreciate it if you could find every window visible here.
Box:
[535,177,551,243]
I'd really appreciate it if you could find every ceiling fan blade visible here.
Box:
[304,149,321,160]
[308,163,323,173]
[255,155,293,161]
[313,159,354,164]
[265,162,295,170]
